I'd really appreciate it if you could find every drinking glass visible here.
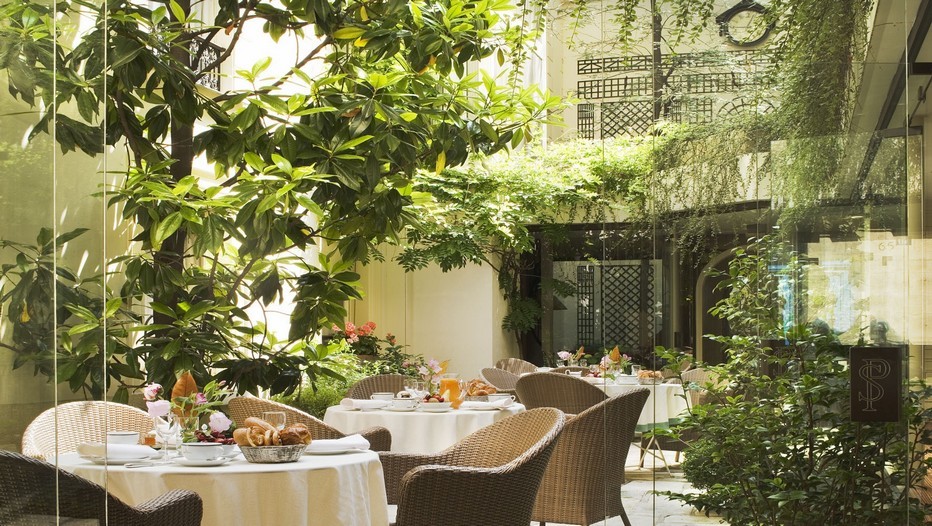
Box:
[152,415,179,463]
[405,378,427,398]
[262,411,286,430]
[589,364,600,376]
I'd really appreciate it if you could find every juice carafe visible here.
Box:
[439,375,462,408]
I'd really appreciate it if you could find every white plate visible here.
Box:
[305,448,360,455]
[83,455,157,465]
[462,405,498,411]
[173,456,231,467]
[417,407,451,413]
[382,406,417,412]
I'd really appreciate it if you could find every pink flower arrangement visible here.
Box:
[418,358,444,387]
[331,321,382,355]
[141,378,233,442]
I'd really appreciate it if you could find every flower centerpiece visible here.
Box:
[417,358,446,393]
[557,346,593,366]
[144,372,235,444]
[599,346,632,378]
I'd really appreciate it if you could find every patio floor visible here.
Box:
[537,446,727,526]
[388,445,728,525]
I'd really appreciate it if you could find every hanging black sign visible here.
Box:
[849,346,901,423]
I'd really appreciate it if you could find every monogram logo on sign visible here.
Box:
[857,359,891,412]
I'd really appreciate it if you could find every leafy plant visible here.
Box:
[664,236,932,525]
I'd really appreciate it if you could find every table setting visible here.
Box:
[325,374,526,453]
[61,415,389,526]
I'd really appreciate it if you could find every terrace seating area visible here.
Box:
[2,0,930,523]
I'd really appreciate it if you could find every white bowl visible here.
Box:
[370,392,394,401]
[180,442,224,461]
[107,431,140,445]
[390,397,418,409]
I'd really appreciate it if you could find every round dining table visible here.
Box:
[56,450,389,526]
[599,381,689,432]
[323,404,526,453]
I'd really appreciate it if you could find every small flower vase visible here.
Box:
[175,414,201,443]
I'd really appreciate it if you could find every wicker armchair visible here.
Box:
[346,374,408,399]
[380,407,565,526]
[479,367,521,401]
[532,388,650,526]
[549,366,590,376]
[516,372,608,416]
[22,401,154,460]
[227,396,392,451]
[639,367,719,469]
[0,450,202,525]
[494,357,537,375]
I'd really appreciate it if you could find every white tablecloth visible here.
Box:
[56,451,388,526]
[323,405,526,453]
[600,383,689,432]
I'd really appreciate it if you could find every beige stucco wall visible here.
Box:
[0,84,131,451]
[354,251,519,381]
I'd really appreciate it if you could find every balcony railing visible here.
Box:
[190,37,224,91]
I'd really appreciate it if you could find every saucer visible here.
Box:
[84,455,157,465]
[174,456,231,467]
[305,448,360,455]
[383,406,417,412]
[417,406,451,413]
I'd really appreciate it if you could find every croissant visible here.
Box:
[279,423,312,445]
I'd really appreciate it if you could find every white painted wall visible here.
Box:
[355,253,519,381]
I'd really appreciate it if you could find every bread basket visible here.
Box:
[240,444,306,463]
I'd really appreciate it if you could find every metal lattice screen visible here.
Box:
[602,263,653,348]
[574,262,655,350]
[576,266,596,346]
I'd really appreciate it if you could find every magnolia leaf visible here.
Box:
[171,371,198,416]
[333,26,366,40]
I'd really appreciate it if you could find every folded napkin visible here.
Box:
[307,434,370,453]
[77,443,157,460]
[339,398,390,410]
[458,398,514,410]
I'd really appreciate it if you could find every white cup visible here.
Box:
[371,392,394,401]
[107,431,140,445]
[180,442,223,461]
[487,394,516,403]
[568,371,582,377]
[391,397,418,409]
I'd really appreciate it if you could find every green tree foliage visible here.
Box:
[0,0,562,396]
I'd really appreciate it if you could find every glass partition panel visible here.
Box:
[542,0,924,524]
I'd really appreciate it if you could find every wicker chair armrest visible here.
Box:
[380,452,444,504]
[358,426,392,452]
[134,490,203,525]
[395,464,536,525]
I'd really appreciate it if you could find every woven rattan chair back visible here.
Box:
[383,407,566,526]
[681,367,721,407]
[494,357,537,375]
[549,365,590,375]
[516,372,608,416]
[532,388,649,526]
[480,367,520,390]
[0,449,203,525]
[227,396,392,451]
[345,374,407,399]
[21,401,154,460]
